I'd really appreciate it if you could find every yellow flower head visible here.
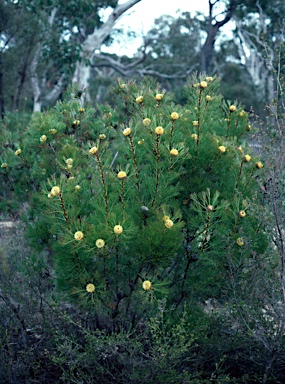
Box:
[40,135,47,143]
[218,146,226,153]
[155,93,164,101]
[78,107,85,113]
[205,76,213,82]
[239,210,246,218]
[68,176,75,182]
[74,231,84,241]
[155,126,164,135]
[171,112,179,120]
[89,146,98,155]
[123,127,132,136]
[49,129,57,134]
[15,149,22,156]
[114,225,123,235]
[244,154,251,162]
[256,161,264,169]
[138,139,144,145]
[247,124,252,131]
[120,83,126,89]
[207,205,214,212]
[192,121,199,126]
[229,105,236,112]
[170,148,178,157]
[67,164,73,170]
[96,239,105,248]
[73,119,80,126]
[239,110,246,117]
[86,283,95,293]
[143,118,151,126]
[191,133,198,141]
[206,95,212,101]
[136,96,144,104]
[117,171,127,180]
[142,280,152,290]
[165,219,174,228]
[50,186,60,196]
[65,158,73,165]
[238,146,243,153]
[75,185,81,191]
[200,81,208,89]
[236,237,244,246]
[1,163,7,168]
[99,134,106,140]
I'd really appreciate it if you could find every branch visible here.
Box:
[91,53,197,79]
[83,0,141,55]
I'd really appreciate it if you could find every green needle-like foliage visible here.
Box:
[20,75,267,327]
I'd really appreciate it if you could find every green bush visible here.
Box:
[21,76,267,321]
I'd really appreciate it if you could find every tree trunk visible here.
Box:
[200,0,237,73]
[72,0,141,92]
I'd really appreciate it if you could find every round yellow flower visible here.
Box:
[120,83,126,89]
[247,124,252,131]
[114,225,123,235]
[89,146,98,155]
[165,219,174,228]
[170,112,179,120]
[192,121,198,126]
[50,186,60,196]
[74,231,84,241]
[205,77,213,82]
[75,185,81,191]
[49,129,57,134]
[15,149,21,156]
[136,96,144,104]
[205,95,212,101]
[67,164,73,170]
[244,155,251,162]
[68,176,75,182]
[155,93,164,101]
[96,239,105,248]
[73,120,80,126]
[236,237,244,246]
[78,107,85,113]
[66,158,73,165]
[239,110,246,117]
[207,205,214,212]
[229,105,236,112]
[200,81,208,89]
[256,161,264,169]
[1,163,7,168]
[138,139,144,145]
[218,146,226,153]
[163,215,170,222]
[191,133,198,141]
[99,134,106,140]
[117,171,127,180]
[143,118,151,126]
[40,135,47,143]
[123,127,132,136]
[239,210,246,218]
[155,126,164,135]
[170,148,178,157]
[142,280,152,290]
[86,283,95,293]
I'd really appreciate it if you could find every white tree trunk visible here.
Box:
[72,0,141,92]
